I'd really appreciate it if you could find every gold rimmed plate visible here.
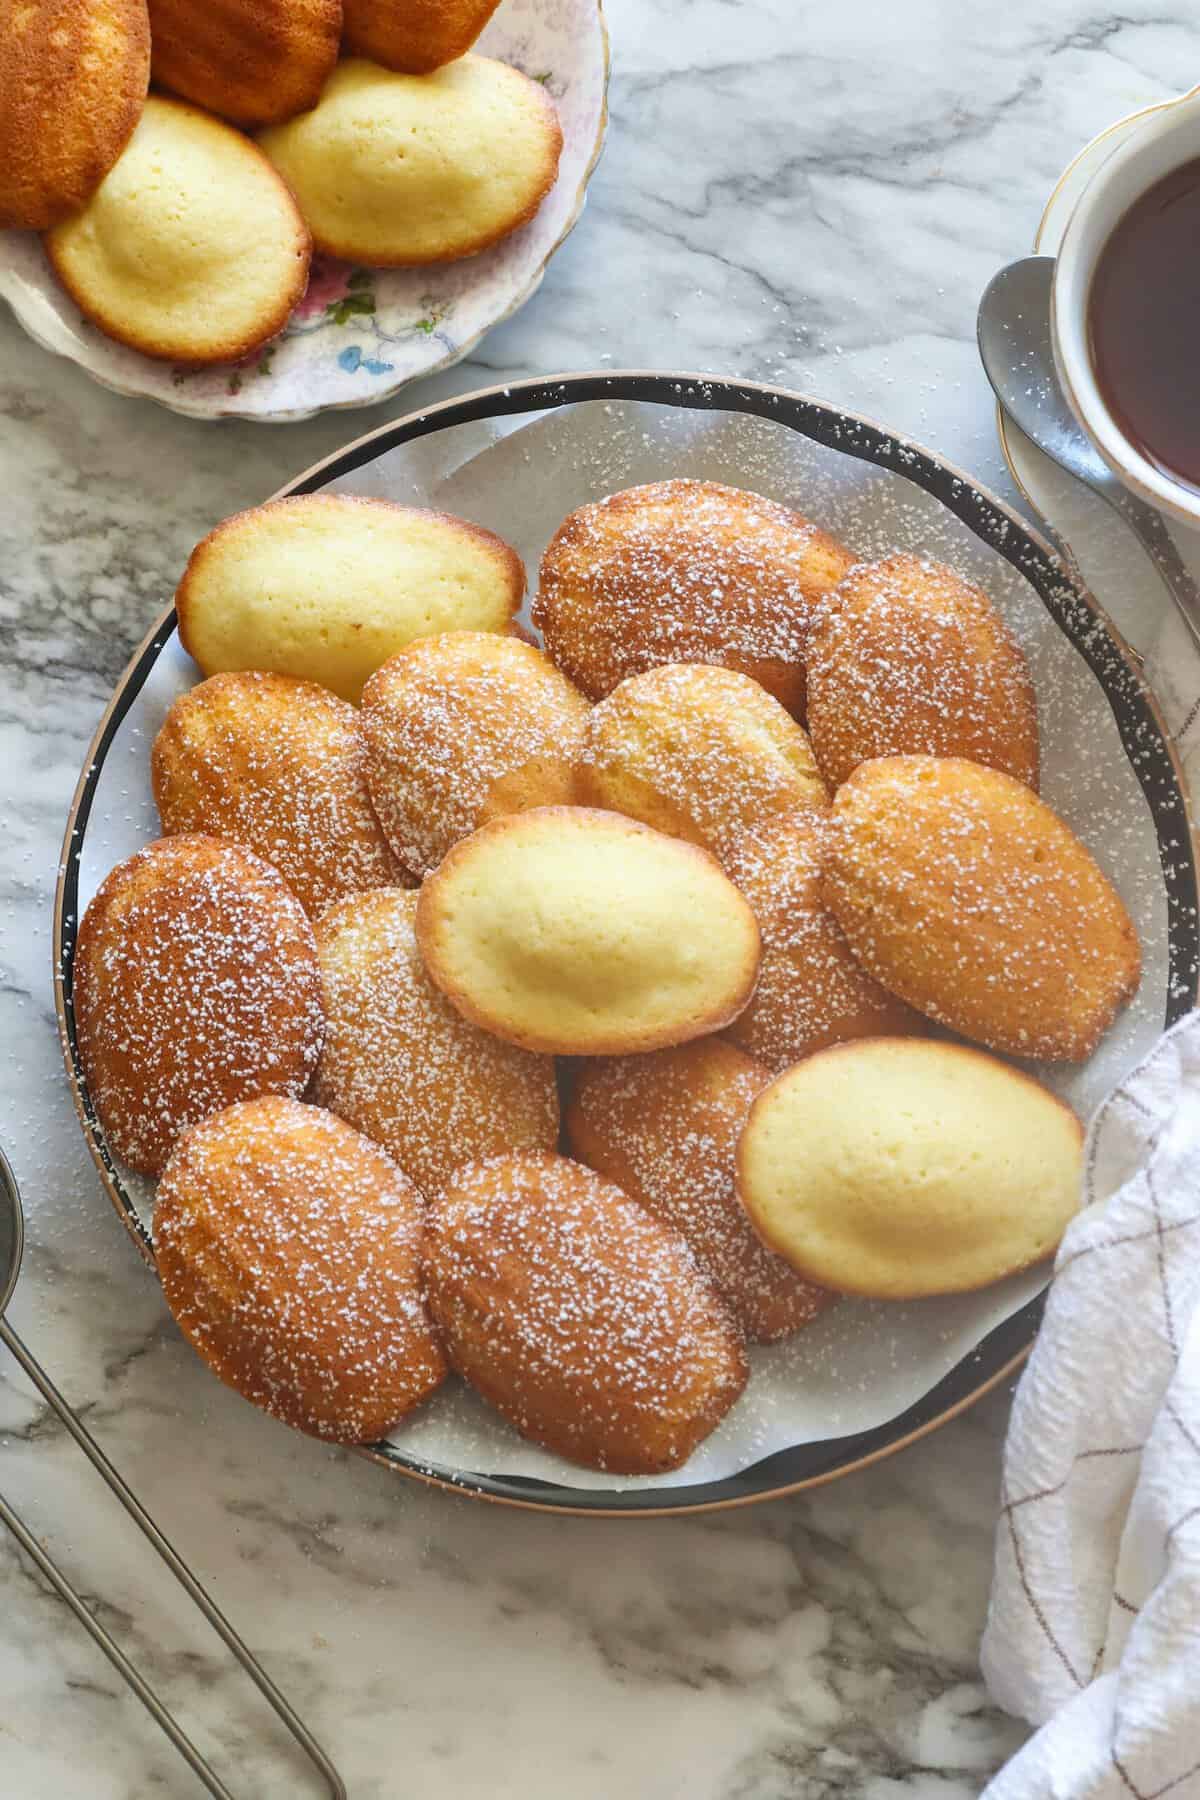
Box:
[54,372,1200,1514]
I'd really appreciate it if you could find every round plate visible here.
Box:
[54,372,1200,1515]
[0,1,609,424]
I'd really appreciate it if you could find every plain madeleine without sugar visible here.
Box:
[0,0,150,230]
[414,806,761,1055]
[147,0,340,127]
[736,1038,1084,1299]
[343,0,502,73]
[258,56,563,266]
[176,495,525,703]
[44,96,310,365]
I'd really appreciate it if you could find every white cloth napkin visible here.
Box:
[980,1009,1200,1799]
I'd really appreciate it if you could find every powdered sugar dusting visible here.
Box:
[806,552,1040,789]
[312,886,558,1196]
[532,478,854,712]
[567,1043,835,1343]
[361,632,587,879]
[155,1096,445,1443]
[152,669,403,917]
[74,835,325,1174]
[425,1152,747,1473]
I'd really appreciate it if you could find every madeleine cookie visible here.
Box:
[567,1042,835,1342]
[425,1153,747,1473]
[576,663,827,864]
[147,0,340,126]
[176,496,524,703]
[73,836,324,1175]
[313,889,559,1196]
[44,97,310,365]
[44,100,309,367]
[0,0,150,230]
[259,56,562,265]
[736,1040,1084,1298]
[362,633,588,881]
[806,554,1040,789]
[415,806,761,1055]
[823,756,1141,1061]
[152,671,401,918]
[156,1097,445,1443]
[534,481,855,716]
[723,815,923,1070]
[343,0,501,72]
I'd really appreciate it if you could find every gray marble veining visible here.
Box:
[2,2,1194,1793]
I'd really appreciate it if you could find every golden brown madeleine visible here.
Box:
[576,663,827,865]
[415,806,761,1056]
[361,633,589,881]
[566,1041,835,1342]
[723,814,923,1070]
[534,480,855,716]
[343,0,501,72]
[425,1153,748,1473]
[313,888,559,1196]
[73,835,324,1175]
[147,0,340,127]
[806,554,1040,790]
[156,1097,445,1443]
[152,671,402,918]
[823,756,1141,1060]
[176,496,524,703]
[0,0,149,230]
[736,1040,1084,1298]
[259,57,562,266]
[44,97,310,366]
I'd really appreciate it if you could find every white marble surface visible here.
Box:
[1,3,1195,1794]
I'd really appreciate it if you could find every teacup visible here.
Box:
[1052,86,1200,529]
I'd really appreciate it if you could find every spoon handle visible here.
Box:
[1115,492,1200,657]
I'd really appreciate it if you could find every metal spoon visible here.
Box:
[0,1146,346,1800]
[976,253,1200,655]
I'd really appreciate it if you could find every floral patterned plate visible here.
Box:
[0,0,608,423]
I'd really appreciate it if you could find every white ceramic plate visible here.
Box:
[0,1,609,423]
[55,374,1199,1514]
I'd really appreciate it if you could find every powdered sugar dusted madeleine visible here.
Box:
[806,554,1040,790]
[152,671,401,918]
[823,756,1141,1061]
[147,0,340,127]
[736,1040,1084,1299]
[566,1041,835,1342]
[534,481,855,716]
[313,889,559,1196]
[0,0,149,231]
[176,495,524,703]
[723,814,923,1070]
[156,1097,445,1443]
[415,806,761,1056]
[425,1153,748,1473]
[74,836,324,1175]
[45,97,310,365]
[343,0,501,73]
[258,57,562,266]
[576,663,827,865]
[361,632,588,881]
